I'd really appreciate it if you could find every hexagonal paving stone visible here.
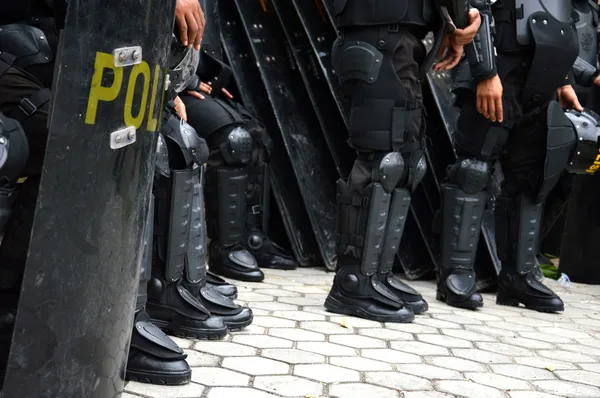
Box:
[255,289,301,297]
[554,370,600,388]
[452,310,503,322]
[207,387,281,398]
[251,302,300,311]
[432,314,483,325]
[329,316,383,328]
[502,316,555,327]
[464,372,531,390]
[251,316,296,328]
[222,356,289,376]
[330,356,392,371]
[537,349,597,363]
[418,334,473,348]
[268,328,325,342]
[299,320,355,334]
[440,329,497,342]
[237,292,275,302]
[385,323,440,334]
[191,367,250,386]
[183,349,220,366]
[533,380,600,398]
[426,356,487,372]
[451,348,511,364]
[403,392,455,398]
[294,364,360,383]
[366,371,432,391]
[537,327,591,339]
[513,356,577,370]
[253,375,322,397]
[232,335,293,349]
[193,341,257,357]
[483,321,535,333]
[280,285,329,294]
[435,380,505,398]
[391,341,450,356]
[394,364,463,380]
[490,364,556,380]
[508,392,564,398]
[271,310,325,321]
[476,342,534,357]
[359,327,414,341]
[464,325,517,338]
[329,334,387,349]
[517,331,573,344]
[296,341,356,356]
[329,383,400,398]
[362,348,421,364]
[277,297,324,306]
[125,382,205,398]
[579,363,600,373]
[412,317,462,329]
[261,348,326,364]
[498,336,555,350]
[232,325,267,335]
[559,343,600,357]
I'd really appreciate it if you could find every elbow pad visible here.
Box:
[572,57,599,87]
[465,12,497,81]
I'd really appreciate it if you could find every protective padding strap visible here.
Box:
[379,188,411,274]
[216,167,248,246]
[440,185,487,271]
[164,170,194,282]
[184,173,207,284]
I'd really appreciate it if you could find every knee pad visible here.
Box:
[220,127,253,166]
[453,159,490,194]
[375,152,404,192]
[0,115,29,182]
[408,154,427,190]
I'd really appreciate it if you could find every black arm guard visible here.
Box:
[439,0,470,29]
[465,0,496,82]
[572,56,600,87]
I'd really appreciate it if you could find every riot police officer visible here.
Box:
[181,0,298,282]
[437,0,582,312]
[326,0,481,323]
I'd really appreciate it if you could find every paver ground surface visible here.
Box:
[126,268,600,398]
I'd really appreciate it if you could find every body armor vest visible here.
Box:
[573,1,599,66]
[494,0,575,52]
[333,0,439,30]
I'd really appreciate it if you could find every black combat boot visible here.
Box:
[126,195,191,386]
[495,194,564,312]
[324,154,417,323]
[148,169,228,339]
[436,159,490,310]
[126,311,191,385]
[245,229,298,270]
[206,271,238,299]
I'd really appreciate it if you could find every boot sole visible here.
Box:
[126,368,191,386]
[209,268,264,283]
[225,314,254,332]
[324,296,415,323]
[436,291,483,310]
[496,294,564,313]
[151,319,228,340]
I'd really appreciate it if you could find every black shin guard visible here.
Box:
[495,193,564,312]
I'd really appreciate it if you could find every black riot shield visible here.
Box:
[219,0,339,270]
[2,0,175,396]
